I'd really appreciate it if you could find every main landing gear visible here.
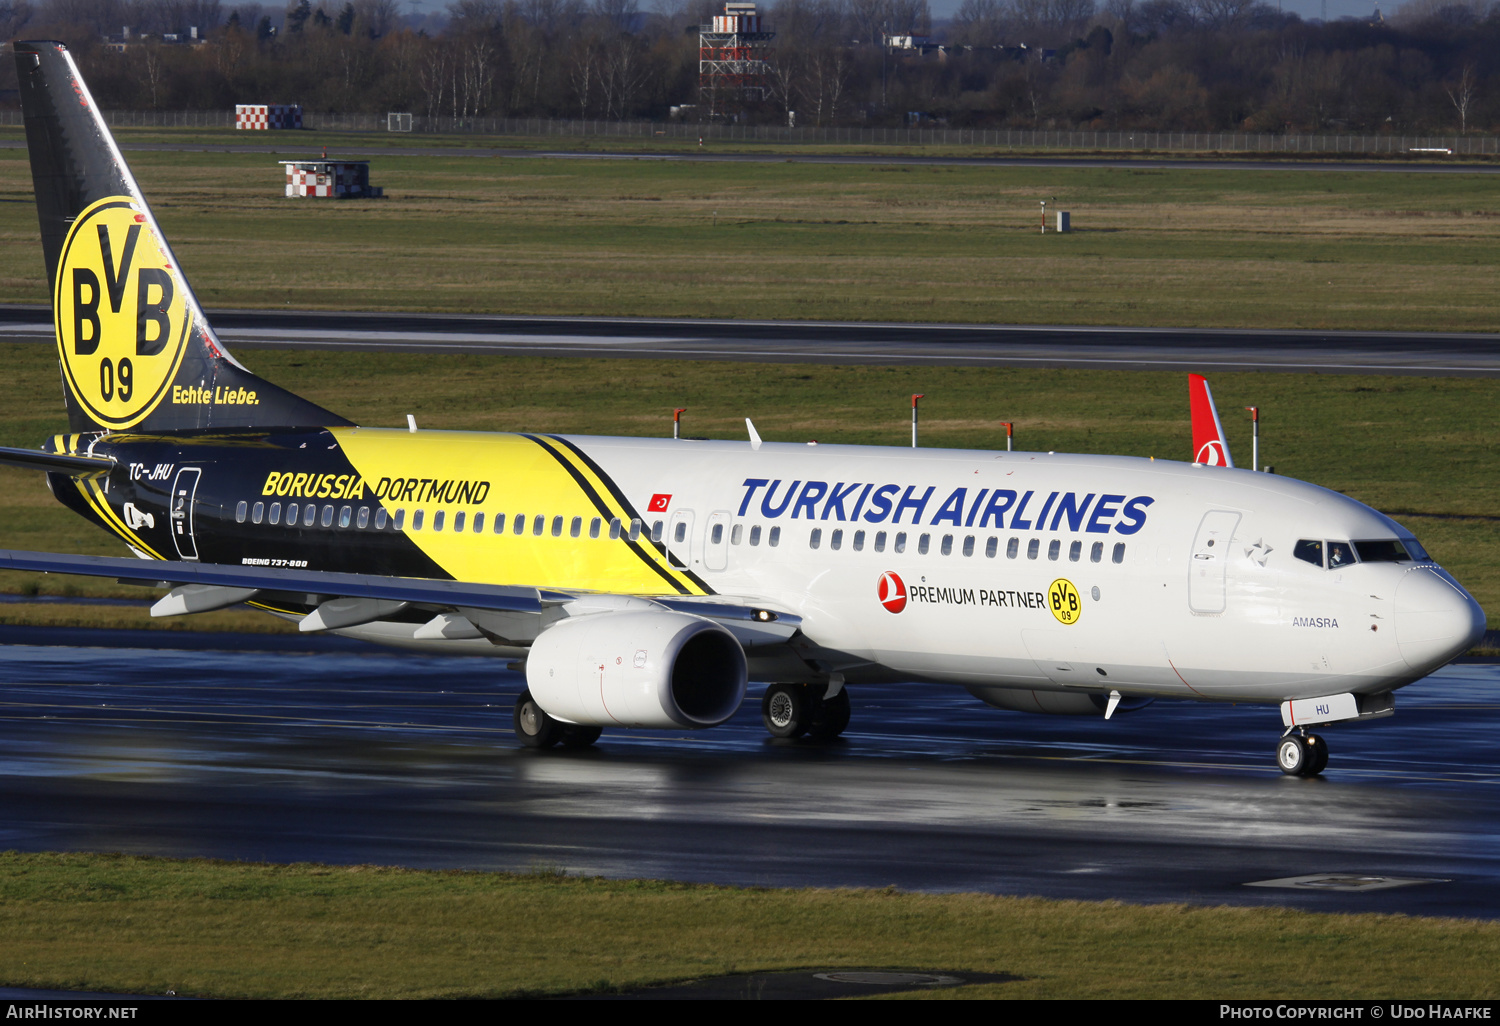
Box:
[513,690,602,750]
[761,682,851,741]
[1276,731,1329,778]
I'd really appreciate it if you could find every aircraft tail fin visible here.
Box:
[15,40,349,434]
[1188,373,1234,467]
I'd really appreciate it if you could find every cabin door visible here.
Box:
[170,467,203,561]
[1188,510,1241,614]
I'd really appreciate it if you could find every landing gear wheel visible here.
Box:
[807,688,851,740]
[514,690,562,749]
[1277,734,1327,777]
[1305,734,1328,776]
[559,725,603,749]
[762,682,813,738]
[1277,735,1308,776]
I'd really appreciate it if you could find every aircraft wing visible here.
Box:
[0,548,800,645]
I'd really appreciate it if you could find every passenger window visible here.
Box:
[412,509,425,531]
[375,507,388,530]
[985,537,997,558]
[570,516,582,538]
[534,515,545,536]
[339,505,352,528]
[1027,538,1039,560]
[472,512,483,533]
[894,532,906,554]
[918,534,930,555]
[1047,539,1060,560]
[286,502,298,525]
[749,525,761,546]
[1327,541,1356,568]
[269,502,281,525]
[731,524,742,545]
[252,501,264,525]
[235,501,248,523]
[810,528,822,549]
[769,526,780,547]
[711,524,724,545]
[433,510,445,531]
[1294,539,1324,567]
[853,530,865,551]
[357,506,369,529]
[307,505,320,527]
[830,529,842,550]
[874,531,886,553]
[514,514,525,535]
[629,518,641,541]
[609,518,621,539]
[590,517,601,539]
[963,535,975,557]
[1090,541,1103,563]
[652,520,663,542]
[1007,537,1019,559]
[673,521,686,544]
[453,511,465,532]
[393,509,405,531]
[550,516,562,537]
[939,534,952,555]
[1068,540,1081,562]
[492,512,504,533]
[1112,542,1125,564]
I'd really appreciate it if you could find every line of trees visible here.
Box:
[0,0,1495,133]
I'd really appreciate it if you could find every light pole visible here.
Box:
[1244,406,1259,471]
[911,394,924,448]
[673,407,687,439]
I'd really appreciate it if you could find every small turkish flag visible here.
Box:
[647,493,671,513]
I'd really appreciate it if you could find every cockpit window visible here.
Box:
[1294,540,1324,567]
[1353,539,1414,563]
[1327,541,1356,568]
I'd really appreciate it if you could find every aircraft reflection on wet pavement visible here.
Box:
[1,629,1498,919]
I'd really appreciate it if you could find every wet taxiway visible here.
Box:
[1,624,1497,918]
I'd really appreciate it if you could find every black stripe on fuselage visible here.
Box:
[540,434,716,594]
[521,433,701,596]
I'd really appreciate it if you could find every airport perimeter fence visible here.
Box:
[1,107,1496,155]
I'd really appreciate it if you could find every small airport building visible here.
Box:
[279,160,383,199]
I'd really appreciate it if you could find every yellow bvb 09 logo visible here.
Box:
[1048,578,1082,625]
[54,197,189,428]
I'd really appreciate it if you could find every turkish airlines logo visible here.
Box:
[647,493,672,513]
[1195,440,1229,467]
[877,571,907,613]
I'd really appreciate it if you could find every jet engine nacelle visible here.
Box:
[526,609,748,729]
[965,686,1154,716]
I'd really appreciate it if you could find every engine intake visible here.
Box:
[526,609,747,729]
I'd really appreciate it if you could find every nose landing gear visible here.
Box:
[1276,731,1328,777]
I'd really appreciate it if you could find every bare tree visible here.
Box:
[1443,62,1477,133]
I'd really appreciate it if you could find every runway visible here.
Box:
[2,624,1497,918]
[4,306,1499,376]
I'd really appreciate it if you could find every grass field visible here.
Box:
[0,125,1497,330]
[1,852,1497,999]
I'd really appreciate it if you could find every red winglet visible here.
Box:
[1188,373,1234,467]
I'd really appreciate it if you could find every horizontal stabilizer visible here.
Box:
[0,445,114,477]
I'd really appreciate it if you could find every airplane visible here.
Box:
[0,40,1486,777]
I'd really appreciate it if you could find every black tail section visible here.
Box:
[14,40,349,434]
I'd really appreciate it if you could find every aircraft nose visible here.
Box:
[1394,566,1487,674]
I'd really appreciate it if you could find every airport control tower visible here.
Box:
[698,2,775,118]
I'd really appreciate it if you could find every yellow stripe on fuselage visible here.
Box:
[54,433,165,559]
[331,427,708,595]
